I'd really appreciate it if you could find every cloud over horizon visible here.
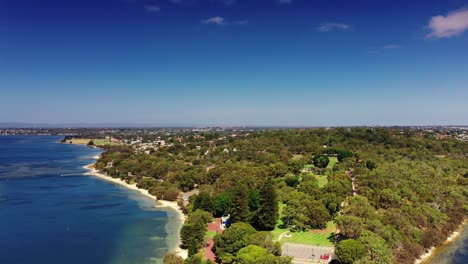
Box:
[383,44,402,49]
[317,22,351,32]
[427,8,468,38]
[201,16,248,26]
[144,5,160,13]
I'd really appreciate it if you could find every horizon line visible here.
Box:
[0,122,467,129]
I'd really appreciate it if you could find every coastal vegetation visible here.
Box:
[73,127,466,264]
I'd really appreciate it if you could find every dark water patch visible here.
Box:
[80,202,125,210]
[60,173,87,177]
[39,185,63,189]
[61,183,87,187]
[0,136,172,264]
[0,196,32,205]
[6,200,34,206]
[103,212,131,218]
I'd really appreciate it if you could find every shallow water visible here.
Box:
[0,136,174,264]
[425,224,468,264]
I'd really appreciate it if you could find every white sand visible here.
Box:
[83,163,188,259]
[414,225,464,264]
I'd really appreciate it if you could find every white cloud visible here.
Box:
[427,8,468,38]
[383,44,402,49]
[202,16,226,25]
[201,16,248,26]
[145,5,160,13]
[317,22,351,32]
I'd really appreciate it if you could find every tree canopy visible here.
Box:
[91,127,467,264]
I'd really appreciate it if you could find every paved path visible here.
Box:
[346,170,357,196]
[277,231,289,242]
[205,238,216,262]
[181,190,199,206]
[205,218,222,262]
[282,243,335,263]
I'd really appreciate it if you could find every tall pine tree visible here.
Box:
[194,192,214,213]
[254,178,278,230]
[230,183,249,223]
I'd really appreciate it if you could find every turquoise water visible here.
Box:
[0,136,175,264]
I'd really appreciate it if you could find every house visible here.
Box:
[221,214,231,230]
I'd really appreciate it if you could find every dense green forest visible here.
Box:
[93,128,467,264]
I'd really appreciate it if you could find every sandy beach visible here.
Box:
[83,162,188,259]
[414,222,466,264]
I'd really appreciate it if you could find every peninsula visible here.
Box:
[58,126,467,264]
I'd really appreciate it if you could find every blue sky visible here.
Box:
[1,0,467,126]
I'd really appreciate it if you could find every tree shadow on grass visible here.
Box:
[328,232,337,244]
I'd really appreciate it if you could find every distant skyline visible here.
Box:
[1,0,468,126]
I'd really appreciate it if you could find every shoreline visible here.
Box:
[83,161,188,259]
[414,221,466,264]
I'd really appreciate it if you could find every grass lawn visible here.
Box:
[66,138,119,146]
[272,202,336,246]
[303,157,338,171]
[282,231,333,246]
[273,157,339,246]
[281,221,336,246]
[206,230,218,239]
[92,139,120,146]
[302,156,339,188]
[314,174,329,188]
[327,157,338,169]
[272,203,287,240]
[65,138,91,145]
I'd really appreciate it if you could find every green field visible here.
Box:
[314,174,329,188]
[272,203,287,240]
[303,156,339,188]
[327,157,338,169]
[271,157,339,246]
[292,154,304,160]
[281,230,334,246]
[271,204,336,246]
[206,230,218,239]
[272,202,336,246]
[66,138,119,146]
[91,139,120,146]
[303,157,338,171]
[276,221,336,246]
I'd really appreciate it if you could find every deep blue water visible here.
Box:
[0,136,173,264]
